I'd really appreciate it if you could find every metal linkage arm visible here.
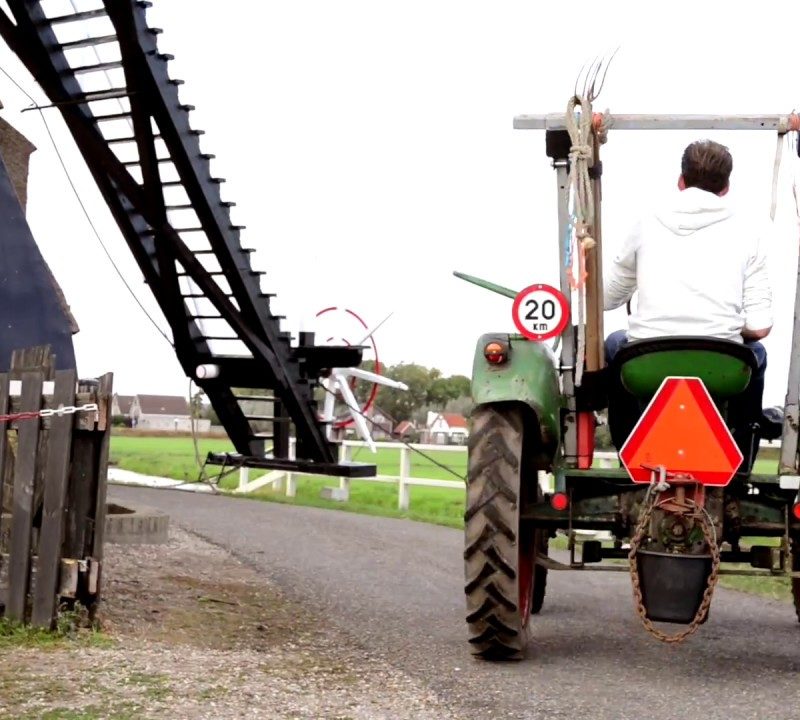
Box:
[514,114,800,132]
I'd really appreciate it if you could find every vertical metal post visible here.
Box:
[555,160,578,465]
[780,248,800,474]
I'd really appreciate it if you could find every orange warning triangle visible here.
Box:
[619,377,743,486]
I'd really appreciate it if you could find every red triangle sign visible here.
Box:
[619,376,743,486]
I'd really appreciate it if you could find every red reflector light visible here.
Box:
[484,341,508,365]
[551,492,569,511]
[792,503,800,521]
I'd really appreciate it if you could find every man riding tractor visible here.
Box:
[603,139,782,468]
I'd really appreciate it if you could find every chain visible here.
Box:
[0,403,98,424]
[627,476,721,644]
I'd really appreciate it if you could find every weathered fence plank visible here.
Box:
[5,371,43,621]
[31,368,77,628]
[87,372,113,614]
[0,345,112,627]
[64,428,95,565]
[0,375,9,562]
[10,346,54,381]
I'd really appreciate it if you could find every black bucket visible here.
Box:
[636,549,713,624]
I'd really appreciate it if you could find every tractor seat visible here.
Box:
[612,335,758,401]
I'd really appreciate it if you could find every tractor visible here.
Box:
[457,102,800,660]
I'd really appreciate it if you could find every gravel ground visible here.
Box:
[0,524,458,720]
[107,486,800,720]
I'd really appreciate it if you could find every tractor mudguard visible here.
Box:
[471,333,562,449]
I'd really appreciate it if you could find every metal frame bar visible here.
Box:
[555,160,578,465]
[515,114,798,131]
[780,248,800,474]
[523,108,800,476]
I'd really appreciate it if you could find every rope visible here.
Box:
[565,96,596,248]
[564,99,607,385]
[770,113,800,221]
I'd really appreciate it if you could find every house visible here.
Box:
[111,394,135,419]
[129,394,211,432]
[393,420,417,440]
[423,412,469,445]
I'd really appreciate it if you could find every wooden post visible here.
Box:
[31,369,77,628]
[584,132,605,371]
[86,373,112,617]
[338,443,351,498]
[0,375,9,552]
[238,466,250,491]
[5,371,43,621]
[398,446,411,511]
[285,437,296,497]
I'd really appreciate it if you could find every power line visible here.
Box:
[0,64,174,348]
[322,384,467,483]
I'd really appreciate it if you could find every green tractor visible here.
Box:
[458,107,800,660]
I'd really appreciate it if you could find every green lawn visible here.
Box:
[109,435,469,527]
[109,435,240,483]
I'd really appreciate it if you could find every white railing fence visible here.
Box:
[234,438,622,511]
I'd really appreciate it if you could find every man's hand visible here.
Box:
[742,326,771,342]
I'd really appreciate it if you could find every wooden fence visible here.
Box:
[0,346,112,628]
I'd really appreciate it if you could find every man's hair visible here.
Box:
[680,140,733,194]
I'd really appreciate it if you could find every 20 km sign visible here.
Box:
[511,283,569,342]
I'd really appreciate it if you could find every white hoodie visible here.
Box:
[603,187,772,342]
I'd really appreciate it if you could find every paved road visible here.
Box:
[110,485,800,719]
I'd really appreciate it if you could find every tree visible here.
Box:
[190,391,204,417]
[374,363,433,422]
[444,395,473,417]
[429,374,470,408]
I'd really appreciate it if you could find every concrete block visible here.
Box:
[320,486,349,502]
[105,503,169,545]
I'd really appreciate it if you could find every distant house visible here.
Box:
[129,394,211,432]
[423,411,469,445]
[393,420,416,440]
[111,394,135,419]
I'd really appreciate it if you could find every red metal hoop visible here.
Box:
[315,306,381,428]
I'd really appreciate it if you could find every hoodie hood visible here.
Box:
[653,186,733,236]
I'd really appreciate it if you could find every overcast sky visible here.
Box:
[0,0,798,407]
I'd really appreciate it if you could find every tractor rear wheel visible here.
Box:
[531,529,549,615]
[464,404,545,660]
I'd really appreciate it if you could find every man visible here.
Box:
[602,139,774,465]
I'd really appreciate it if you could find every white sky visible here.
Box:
[0,0,798,407]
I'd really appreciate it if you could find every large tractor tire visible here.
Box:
[464,404,547,661]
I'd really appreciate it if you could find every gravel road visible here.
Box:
[109,485,800,720]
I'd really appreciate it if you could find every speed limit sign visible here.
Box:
[511,283,570,341]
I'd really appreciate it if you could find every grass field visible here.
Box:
[108,433,794,600]
[109,434,469,527]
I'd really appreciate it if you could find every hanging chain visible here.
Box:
[0,403,98,425]
[627,473,721,644]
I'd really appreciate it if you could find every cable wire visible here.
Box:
[0,64,174,347]
[322,383,467,482]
